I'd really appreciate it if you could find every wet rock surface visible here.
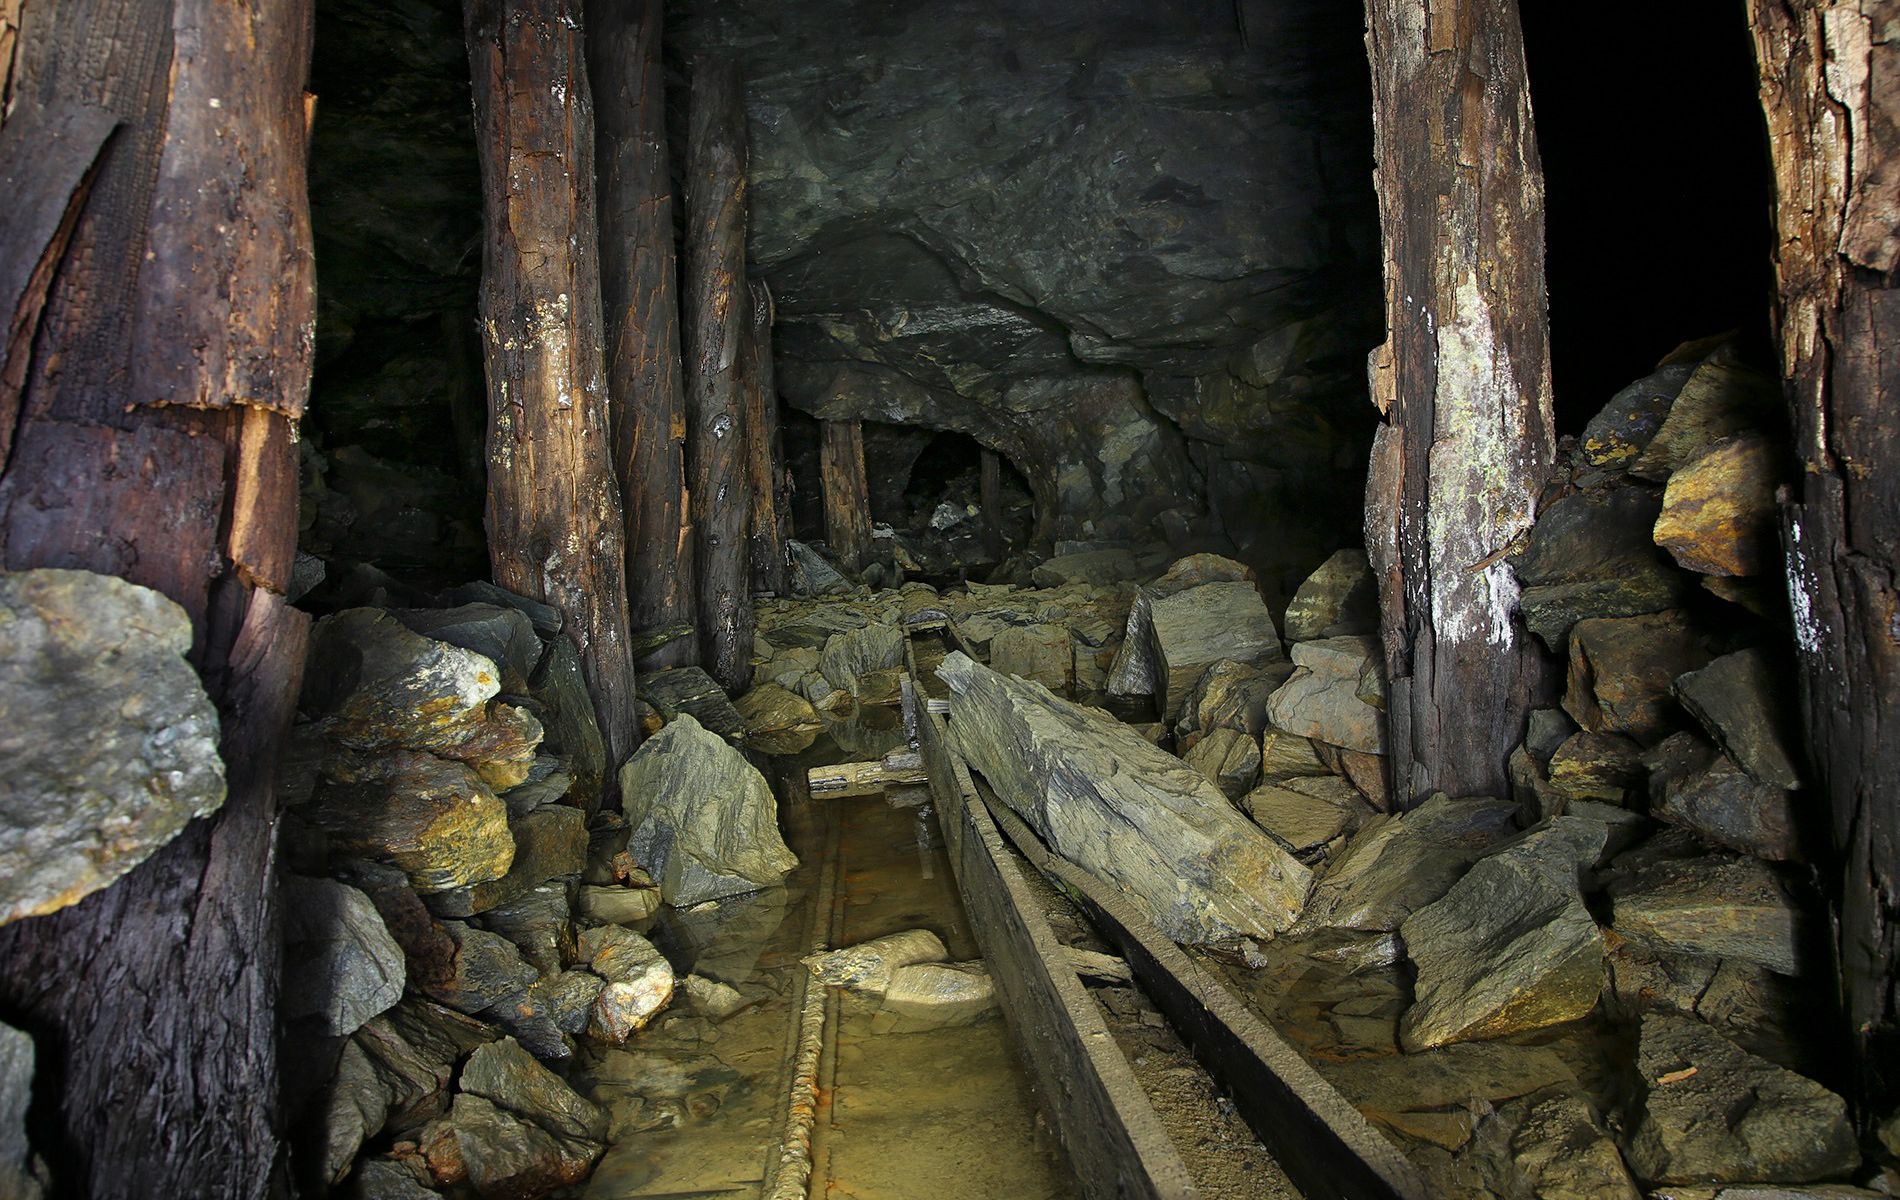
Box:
[0,569,226,925]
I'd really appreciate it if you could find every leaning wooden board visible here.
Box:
[972,783,1433,1200]
[907,643,1197,1200]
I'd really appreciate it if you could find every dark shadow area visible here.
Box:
[1521,3,1777,432]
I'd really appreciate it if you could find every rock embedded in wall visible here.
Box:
[1646,733,1801,862]
[304,751,515,895]
[1148,581,1286,723]
[1266,635,1386,755]
[1652,435,1782,577]
[1608,854,1803,976]
[282,876,407,1038]
[0,569,226,925]
[1562,611,1713,744]
[617,715,798,906]
[1672,648,1803,790]
[1282,549,1378,642]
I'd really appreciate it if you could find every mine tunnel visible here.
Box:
[0,1,1895,1199]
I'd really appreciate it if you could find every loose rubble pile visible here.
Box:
[276,586,796,1197]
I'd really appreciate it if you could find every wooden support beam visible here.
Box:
[743,277,788,594]
[466,0,640,772]
[821,418,873,575]
[806,750,928,798]
[0,0,315,1192]
[1362,0,1555,804]
[681,55,754,692]
[979,445,1003,561]
[1748,0,1900,1118]
[590,0,697,670]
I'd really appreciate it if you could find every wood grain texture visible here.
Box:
[1361,0,1555,804]
[821,418,873,575]
[466,0,639,773]
[680,55,754,692]
[0,0,315,1194]
[742,277,788,594]
[589,0,697,669]
[1749,0,1900,1118]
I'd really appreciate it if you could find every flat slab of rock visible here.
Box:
[1242,780,1367,859]
[939,652,1310,943]
[639,667,745,740]
[1647,733,1800,861]
[1147,581,1284,722]
[1030,548,1141,588]
[1267,635,1386,755]
[1609,854,1802,975]
[619,715,797,906]
[1295,794,1519,933]
[1674,648,1802,789]
[283,876,406,1036]
[1106,554,1255,700]
[1627,1015,1857,1185]
[989,623,1074,694]
[0,569,226,924]
[1563,611,1711,743]
[1282,549,1376,641]
[1399,817,1608,1050]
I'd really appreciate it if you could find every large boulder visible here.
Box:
[938,652,1310,942]
[618,715,797,906]
[1398,817,1608,1050]
[304,751,515,894]
[1626,1015,1857,1185]
[1266,635,1385,754]
[282,876,407,1037]
[0,569,226,924]
[1295,794,1519,933]
[1106,554,1254,699]
[1147,581,1284,722]
[1281,549,1377,641]
[733,683,822,756]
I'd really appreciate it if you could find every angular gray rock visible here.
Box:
[416,1092,602,1197]
[429,922,537,1015]
[618,715,798,906]
[423,803,588,920]
[787,540,851,596]
[1562,611,1712,744]
[305,751,515,894]
[1509,483,1689,652]
[1282,549,1377,641]
[733,683,822,756]
[282,876,407,1037]
[1296,794,1519,933]
[1674,648,1803,789]
[1174,658,1285,750]
[1610,854,1803,975]
[1579,363,1697,469]
[989,623,1074,694]
[1029,549,1140,588]
[1647,733,1801,861]
[1183,727,1261,801]
[938,652,1310,942]
[1626,1015,1857,1185]
[0,569,226,925]
[0,1021,38,1200]
[1147,581,1285,722]
[320,1017,451,1185]
[818,622,904,694]
[459,1037,607,1143]
[1399,817,1608,1050]
[528,638,607,812]
[1107,554,1255,700]
[390,603,542,692]
[1266,635,1386,755]
[1241,780,1368,859]
[480,882,571,975]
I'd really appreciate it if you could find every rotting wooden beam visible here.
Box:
[806,749,927,798]
[979,445,1003,561]
[1748,0,1900,1119]
[0,0,315,1192]
[743,277,789,594]
[466,0,640,771]
[589,0,697,670]
[1362,0,1556,805]
[681,55,754,692]
[820,418,873,575]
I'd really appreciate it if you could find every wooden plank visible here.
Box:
[909,636,1194,1200]
[820,419,872,575]
[805,751,926,799]
[977,784,1430,1200]
[742,277,788,595]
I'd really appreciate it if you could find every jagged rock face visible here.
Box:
[673,0,1379,553]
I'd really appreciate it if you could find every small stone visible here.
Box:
[1610,854,1803,975]
[876,962,997,1031]
[1521,574,1692,655]
[682,975,750,1021]
[618,715,798,907]
[1242,781,1368,858]
[1627,1015,1857,1185]
[1182,727,1261,800]
[577,882,661,925]
[0,569,226,925]
[1653,435,1781,577]
[439,580,561,636]
[498,755,572,817]
[1282,549,1377,641]
[989,623,1075,694]
[282,876,406,1037]
[1525,708,1577,763]
[577,925,674,1042]
[733,683,822,756]
[305,751,515,895]
[804,929,948,996]
[1266,635,1386,755]
[1399,817,1608,1050]
[1673,648,1803,789]
[639,666,746,740]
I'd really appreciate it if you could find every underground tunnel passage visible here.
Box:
[0,1,1895,1199]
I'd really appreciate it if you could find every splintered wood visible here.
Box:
[807,750,928,799]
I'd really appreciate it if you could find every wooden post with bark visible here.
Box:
[743,277,789,594]
[589,0,697,670]
[1749,0,1900,1120]
[681,56,755,692]
[466,0,639,769]
[0,0,315,1193]
[1361,0,1556,805]
[822,419,874,575]
[980,445,1004,560]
